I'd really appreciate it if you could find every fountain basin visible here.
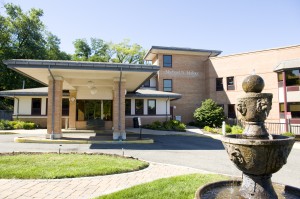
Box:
[195,180,300,199]
[222,134,294,175]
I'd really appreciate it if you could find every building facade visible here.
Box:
[1,44,300,139]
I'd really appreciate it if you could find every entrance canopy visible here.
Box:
[4,60,160,92]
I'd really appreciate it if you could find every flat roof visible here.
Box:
[126,89,181,99]
[274,58,300,72]
[0,87,69,97]
[144,46,222,61]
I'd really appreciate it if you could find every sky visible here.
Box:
[1,0,300,56]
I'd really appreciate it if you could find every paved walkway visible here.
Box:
[0,162,208,199]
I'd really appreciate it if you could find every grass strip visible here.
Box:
[97,173,228,199]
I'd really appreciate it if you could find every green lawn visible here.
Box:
[0,153,148,179]
[97,173,228,199]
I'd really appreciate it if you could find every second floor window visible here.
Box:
[227,76,235,90]
[163,79,172,92]
[163,55,172,67]
[216,78,223,91]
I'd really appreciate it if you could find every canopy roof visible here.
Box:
[3,60,160,92]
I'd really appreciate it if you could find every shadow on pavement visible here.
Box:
[90,134,225,150]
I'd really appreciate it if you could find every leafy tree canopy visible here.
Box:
[72,38,146,64]
[193,99,226,128]
[0,3,70,109]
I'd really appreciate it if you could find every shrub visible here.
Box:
[225,124,232,133]
[203,126,220,134]
[0,120,13,130]
[143,120,186,132]
[8,120,26,129]
[0,120,37,130]
[193,99,225,128]
[282,132,295,137]
[23,122,36,130]
[231,125,243,134]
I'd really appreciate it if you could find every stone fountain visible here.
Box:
[195,75,299,199]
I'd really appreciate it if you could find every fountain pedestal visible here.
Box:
[196,74,297,199]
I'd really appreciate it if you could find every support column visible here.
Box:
[113,78,126,140]
[47,76,64,139]
[68,90,77,130]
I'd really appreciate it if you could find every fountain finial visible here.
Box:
[242,74,264,93]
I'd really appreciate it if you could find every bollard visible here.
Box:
[222,121,226,136]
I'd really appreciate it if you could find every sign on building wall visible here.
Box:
[161,70,200,78]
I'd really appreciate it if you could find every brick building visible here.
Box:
[1,44,300,139]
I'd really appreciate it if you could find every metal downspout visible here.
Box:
[48,66,55,139]
[118,68,123,134]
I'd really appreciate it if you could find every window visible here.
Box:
[286,69,300,86]
[143,80,150,87]
[103,100,112,121]
[279,102,300,118]
[227,76,235,90]
[163,55,172,67]
[148,99,156,115]
[62,98,69,116]
[31,98,41,115]
[228,104,236,118]
[216,78,223,91]
[76,100,112,121]
[163,79,172,92]
[125,99,131,115]
[135,99,144,115]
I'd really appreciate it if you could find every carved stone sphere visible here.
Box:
[242,75,265,93]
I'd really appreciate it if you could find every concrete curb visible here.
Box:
[14,137,154,144]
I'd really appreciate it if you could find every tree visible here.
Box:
[193,99,225,128]
[0,3,70,110]
[45,32,71,60]
[71,38,146,64]
[72,39,91,61]
[111,39,145,64]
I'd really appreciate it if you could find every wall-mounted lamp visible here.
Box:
[87,81,94,89]
[90,86,98,95]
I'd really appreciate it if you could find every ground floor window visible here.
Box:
[228,104,236,118]
[279,102,300,118]
[135,99,144,115]
[76,100,112,121]
[62,98,69,116]
[31,98,41,115]
[125,99,131,115]
[148,99,156,115]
